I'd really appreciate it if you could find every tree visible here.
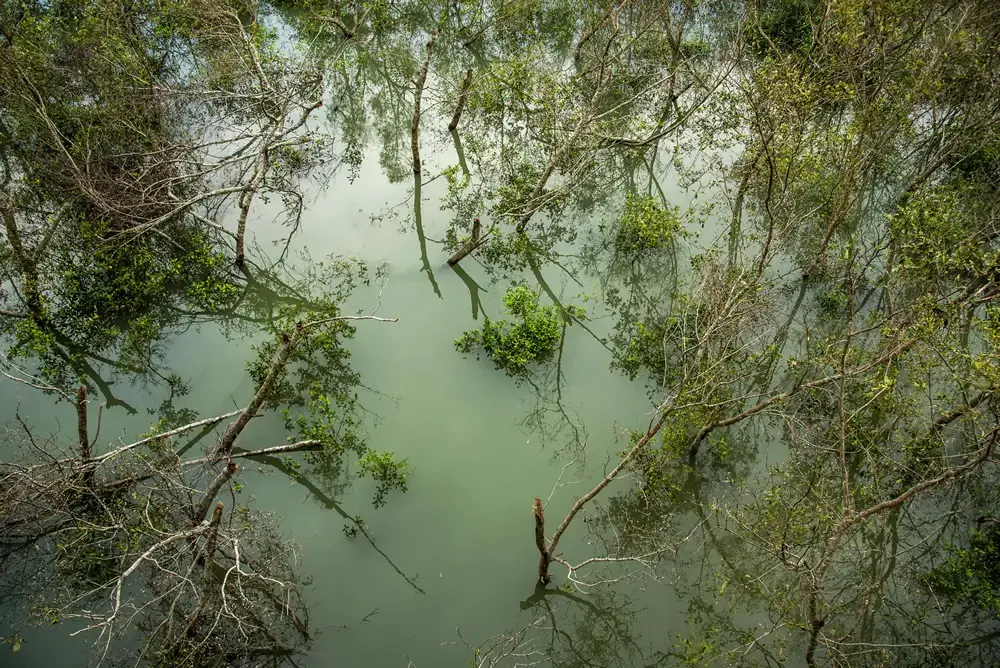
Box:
[1,0,330,400]
[0,292,402,665]
[453,1,1000,663]
[1,3,411,645]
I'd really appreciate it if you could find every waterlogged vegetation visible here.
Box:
[455,286,566,375]
[2,0,1000,666]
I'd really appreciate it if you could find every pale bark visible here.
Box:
[93,410,244,464]
[182,440,322,468]
[411,32,438,175]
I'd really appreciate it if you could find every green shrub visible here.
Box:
[455,286,561,375]
[615,193,683,255]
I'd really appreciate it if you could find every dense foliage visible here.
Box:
[455,286,563,375]
[2,0,1000,666]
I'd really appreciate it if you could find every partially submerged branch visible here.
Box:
[534,412,669,584]
[447,217,482,266]
[194,461,238,524]
[75,385,90,462]
[218,309,397,456]
[217,326,302,456]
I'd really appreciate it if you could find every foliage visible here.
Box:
[358,451,409,509]
[615,319,669,382]
[889,184,994,287]
[750,0,821,55]
[8,0,1000,665]
[455,286,562,375]
[925,524,1000,616]
[246,258,367,409]
[614,193,684,257]
[0,409,312,666]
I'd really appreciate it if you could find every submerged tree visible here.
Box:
[0,0,331,405]
[0,1,412,662]
[4,0,1000,665]
[0,281,403,664]
[451,1,1000,665]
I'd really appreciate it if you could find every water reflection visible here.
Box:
[247,451,425,595]
[413,174,443,299]
[450,262,486,321]
[459,582,660,668]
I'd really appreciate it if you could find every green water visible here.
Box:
[7,2,1000,664]
[1,133,708,665]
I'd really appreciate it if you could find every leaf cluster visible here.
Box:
[455,286,562,376]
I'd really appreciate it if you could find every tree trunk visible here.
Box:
[533,498,552,584]
[1,202,43,314]
[235,143,269,269]
[195,462,237,524]
[411,32,437,175]
[451,128,470,177]
[217,326,300,456]
[201,502,223,574]
[514,116,590,233]
[515,162,556,234]
[177,501,225,646]
[448,69,473,131]
[728,150,760,271]
[76,385,94,484]
[76,385,90,460]
[446,217,481,266]
[413,173,442,297]
[235,188,252,269]
[533,415,668,584]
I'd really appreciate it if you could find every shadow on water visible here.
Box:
[450,128,470,178]
[245,451,426,595]
[525,243,616,359]
[518,320,588,460]
[449,262,486,320]
[413,174,442,299]
[483,580,664,668]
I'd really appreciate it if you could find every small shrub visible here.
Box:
[455,286,561,375]
[615,193,683,255]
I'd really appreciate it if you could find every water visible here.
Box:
[7,4,996,665]
[0,124,705,666]
[0,5,747,660]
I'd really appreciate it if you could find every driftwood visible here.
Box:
[447,217,482,266]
